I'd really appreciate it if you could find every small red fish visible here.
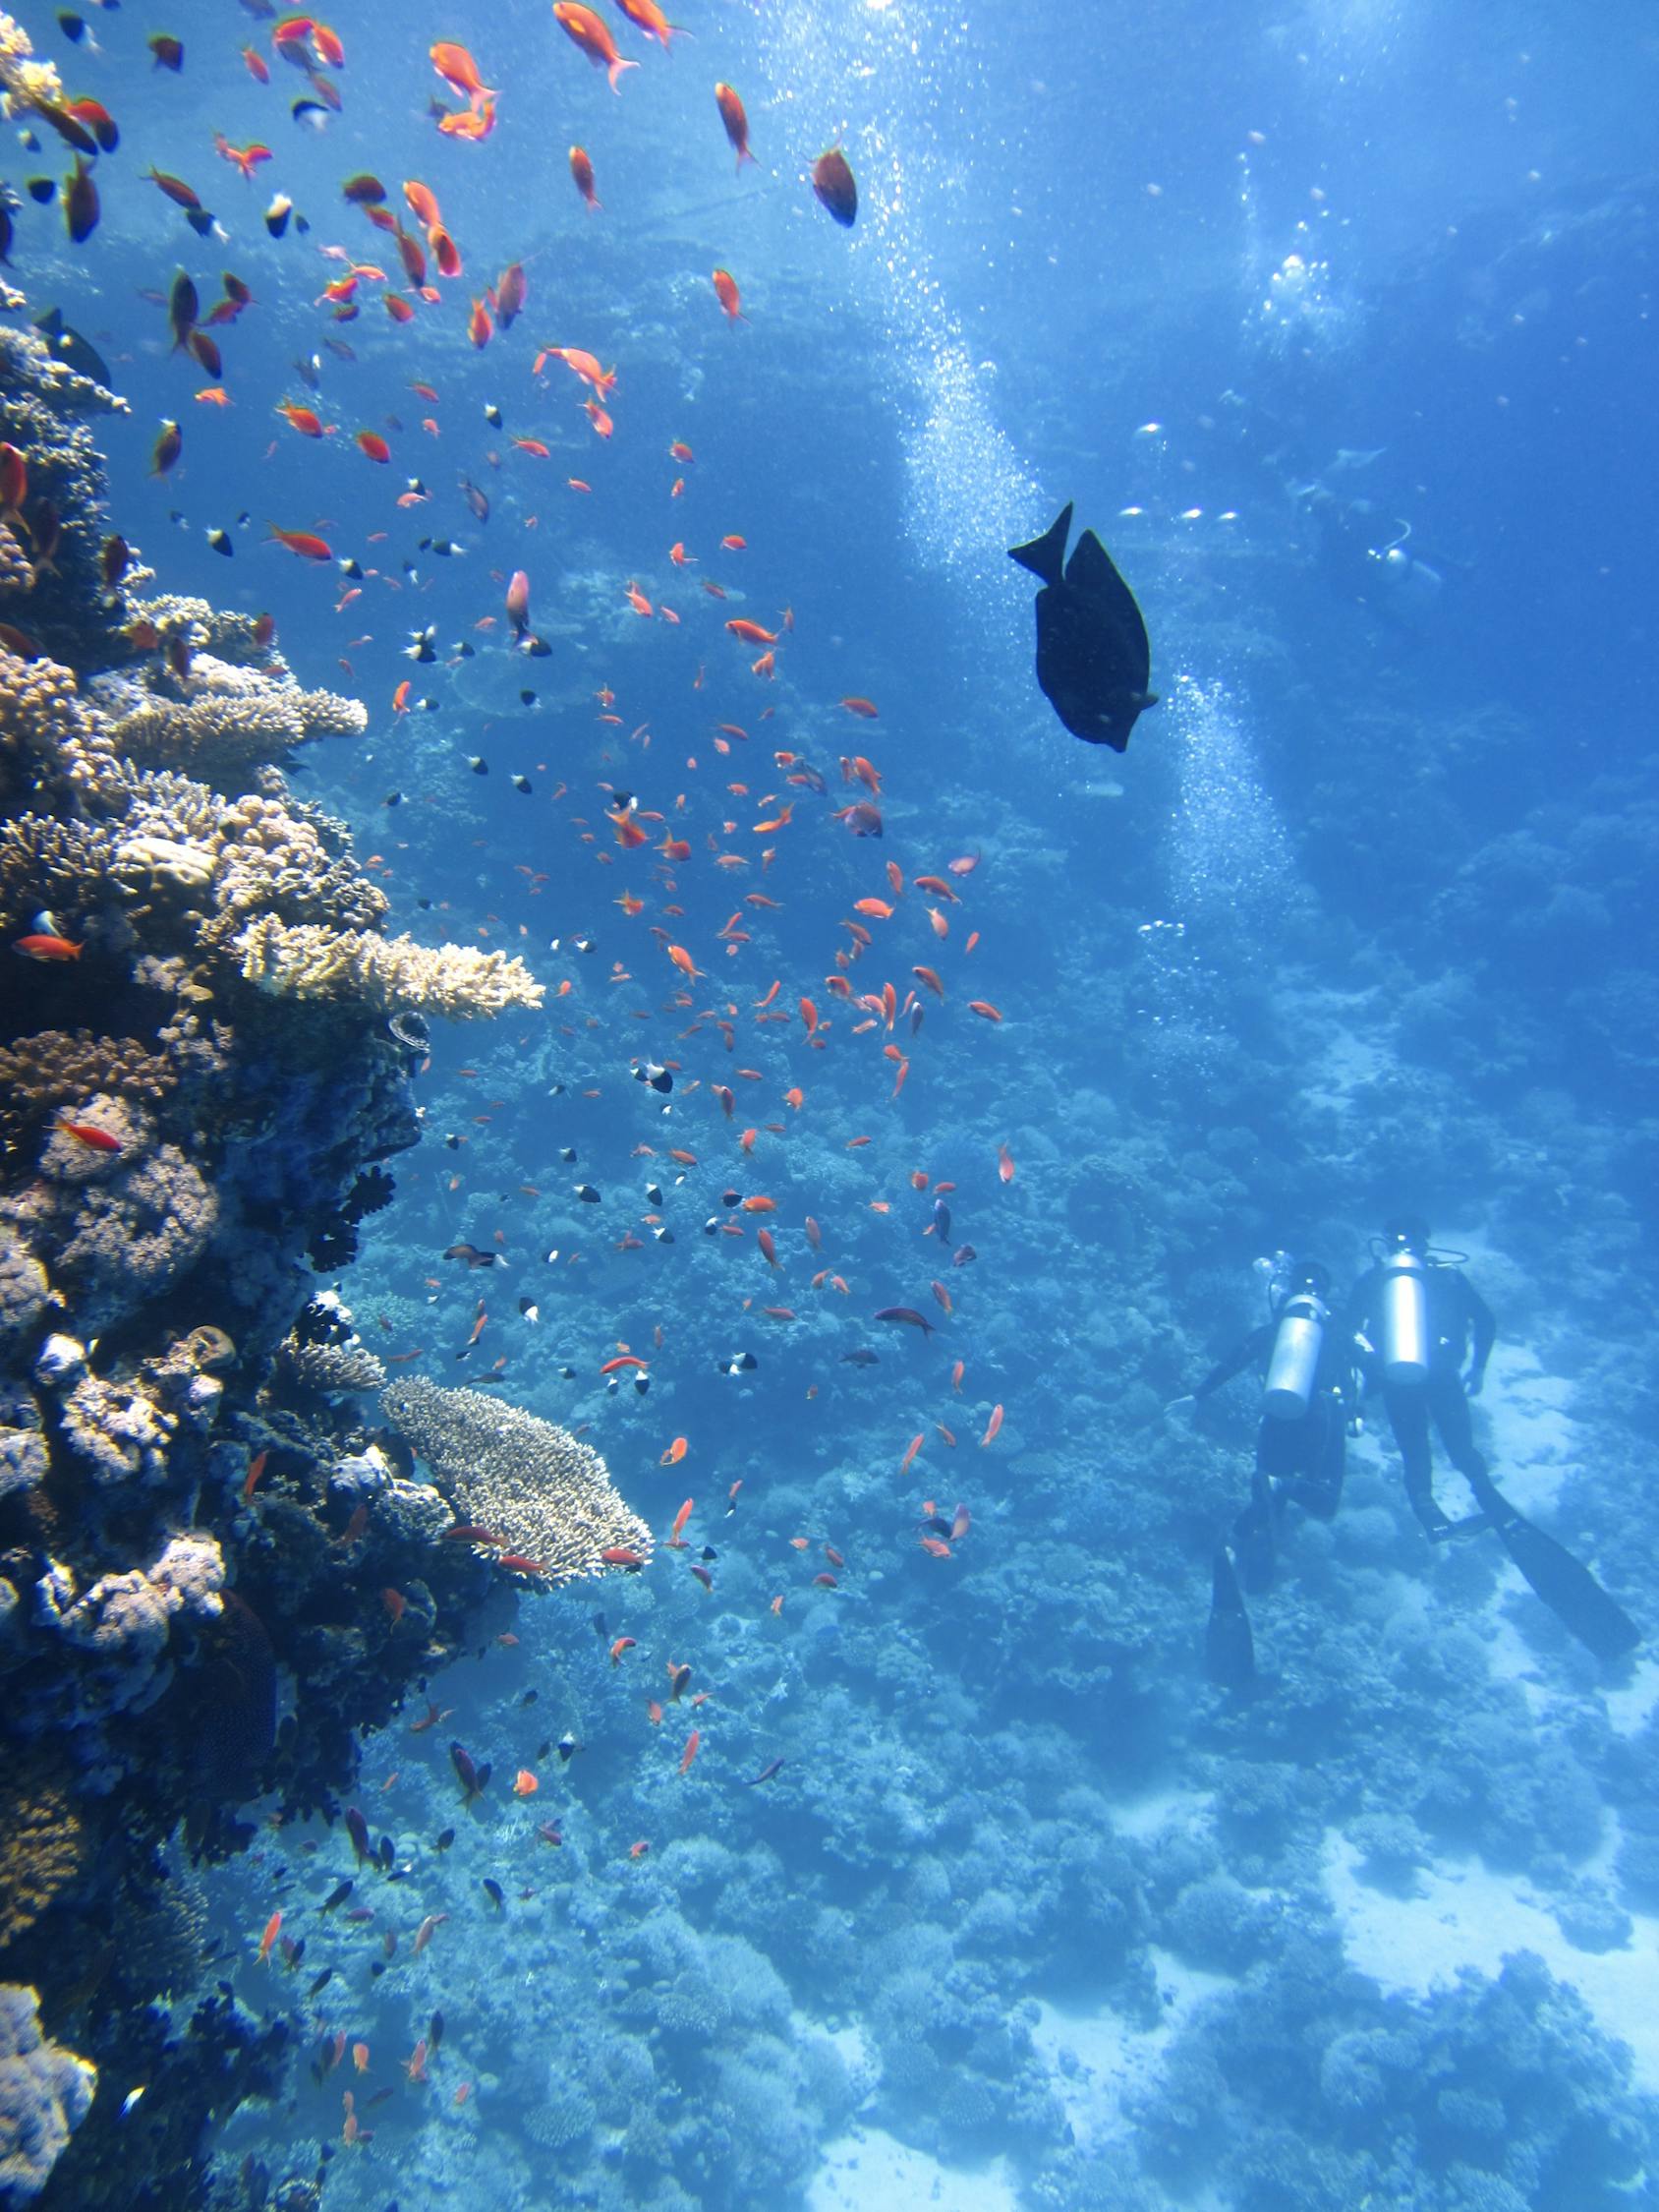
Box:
[569,145,601,209]
[553,3,637,91]
[267,524,331,561]
[58,1120,121,1153]
[14,933,82,961]
[714,82,755,168]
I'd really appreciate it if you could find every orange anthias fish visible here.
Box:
[569,145,601,209]
[542,346,616,396]
[267,524,331,560]
[430,40,495,100]
[678,1728,701,1775]
[552,3,638,92]
[257,1910,282,1964]
[712,268,746,323]
[276,400,328,438]
[714,82,755,168]
[614,0,683,50]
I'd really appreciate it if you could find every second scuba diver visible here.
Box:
[1170,1254,1362,1686]
[1344,1214,1498,1541]
[1169,1256,1358,1594]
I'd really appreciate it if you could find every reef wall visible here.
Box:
[0,296,585,2209]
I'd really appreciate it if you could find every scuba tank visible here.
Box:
[1376,1247,1431,1386]
[1262,1290,1327,1421]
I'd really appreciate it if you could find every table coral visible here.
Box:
[237,915,545,1019]
[91,655,369,790]
[380,1376,652,1583]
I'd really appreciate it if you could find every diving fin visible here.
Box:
[1205,1543,1255,1687]
[1494,1511,1639,1660]
[1008,502,1072,588]
[1232,1476,1276,1596]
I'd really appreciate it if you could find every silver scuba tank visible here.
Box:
[1263,1293,1327,1421]
[1377,1250,1431,1386]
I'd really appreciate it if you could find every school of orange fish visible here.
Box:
[22,1,1032,2143]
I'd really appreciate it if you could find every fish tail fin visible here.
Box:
[1008,502,1073,586]
[607,57,639,92]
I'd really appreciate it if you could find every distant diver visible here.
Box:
[1171,1256,1359,1598]
[1008,502,1156,751]
[1349,1214,1638,1660]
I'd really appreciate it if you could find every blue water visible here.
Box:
[16,0,1659,2203]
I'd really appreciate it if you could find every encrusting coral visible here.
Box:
[0,1981,95,2208]
[381,1377,653,1583]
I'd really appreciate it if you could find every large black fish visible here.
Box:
[32,303,111,388]
[1009,502,1156,751]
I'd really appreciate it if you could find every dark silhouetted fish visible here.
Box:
[1009,502,1156,751]
[1204,1543,1254,1687]
[32,303,111,386]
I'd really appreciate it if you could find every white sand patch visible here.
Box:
[1324,1828,1659,2090]
[1110,1786,1211,1842]
[1481,1344,1578,1515]
[807,2128,1017,2212]
[1604,1657,1659,1739]
[1031,1949,1231,2151]
[1300,1007,1389,1117]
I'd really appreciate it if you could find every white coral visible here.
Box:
[237,916,545,1019]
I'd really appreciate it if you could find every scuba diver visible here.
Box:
[1345,1214,1495,1542]
[1169,1254,1361,1686]
[1347,1213,1639,1660]
[1289,482,1446,624]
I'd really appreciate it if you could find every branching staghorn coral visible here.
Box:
[0,810,121,937]
[0,646,116,811]
[237,915,545,1019]
[380,1377,652,1584]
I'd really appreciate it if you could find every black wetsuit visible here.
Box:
[1194,1310,1355,1587]
[1346,1261,1498,1536]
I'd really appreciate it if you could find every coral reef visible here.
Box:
[380,1376,652,1582]
[0,1983,94,2209]
[0,284,565,2208]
